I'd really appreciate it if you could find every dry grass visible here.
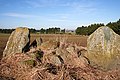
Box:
[0,33,88,59]
[0,34,10,59]
[30,34,88,47]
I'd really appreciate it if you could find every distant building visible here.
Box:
[65,30,75,35]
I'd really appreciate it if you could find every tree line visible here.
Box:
[0,29,15,34]
[106,19,120,35]
[76,19,120,35]
[0,27,65,34]
[76,23,105,35]
[0,19,120,35]
[30,27,65,34]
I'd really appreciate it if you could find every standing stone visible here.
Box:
[3,27,30,57]
[86,26,120,70]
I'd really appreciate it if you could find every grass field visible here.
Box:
[31,34,88,46]
[0,33,88,59]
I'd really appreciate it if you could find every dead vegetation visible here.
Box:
[0,38,120,80]
[0,32,120,80]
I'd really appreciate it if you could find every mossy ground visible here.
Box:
[22,59,37,67]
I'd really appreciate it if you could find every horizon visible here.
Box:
[0,0,120,30]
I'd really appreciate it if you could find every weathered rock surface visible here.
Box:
[56,46,87,68]
[37,40,60,51]
[36,37,43,46]
[86,26,120,70]
[30,38,43,48]
[3,27,30,57]
[42,51,62,66]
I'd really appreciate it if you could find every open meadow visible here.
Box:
[0,33,88,59]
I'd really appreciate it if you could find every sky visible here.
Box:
[0,0,120,30]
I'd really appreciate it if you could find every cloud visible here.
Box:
[25,0,94,7]
[47,19,67,22]
[46,13,71,22]
[67,1,97,13]
[25,0,59,8]
[3,13,38,18]
[48,13,70,20]
[25,0,44,8]
[25,0,97,14]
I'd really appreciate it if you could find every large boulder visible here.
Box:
[3,27,30,57]
[86,26,120,70]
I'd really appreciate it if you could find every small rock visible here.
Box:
[36,37,43,46]
[42,51,62,66]
[56,47,86,68]
[37,40,60,51]
[30,37,43,48]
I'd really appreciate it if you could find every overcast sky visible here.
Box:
[0,0,120,29]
